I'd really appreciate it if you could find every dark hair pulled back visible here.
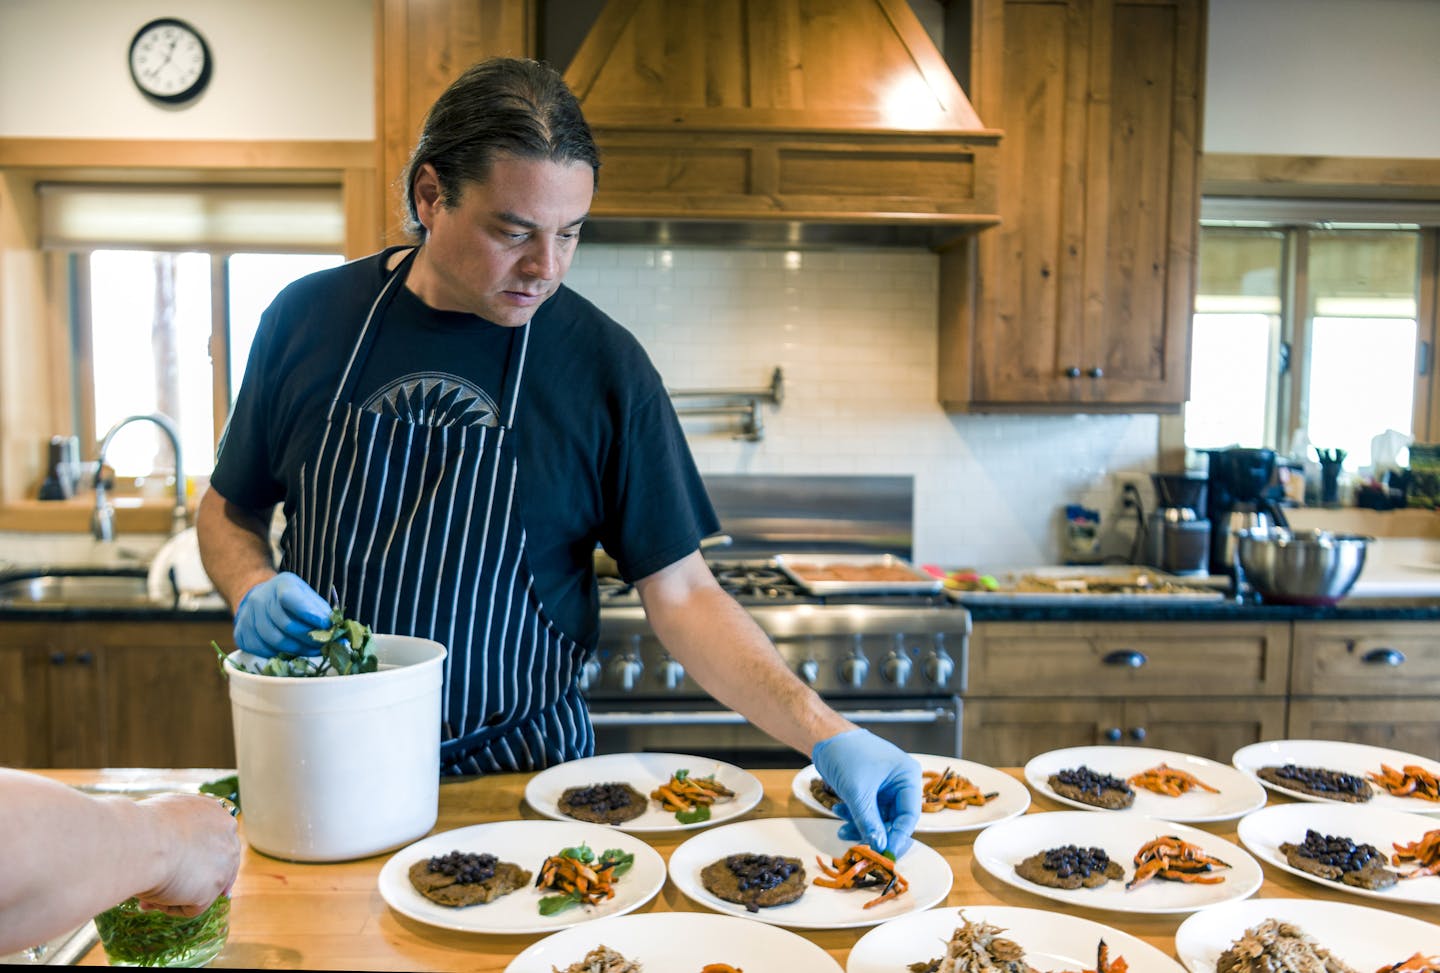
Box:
[400,57,600,240]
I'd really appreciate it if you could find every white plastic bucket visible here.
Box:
[226,634,446,862]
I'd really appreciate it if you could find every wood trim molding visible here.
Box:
[1203,154,1440,199]
[0,138,375,172]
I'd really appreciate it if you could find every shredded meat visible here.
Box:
[908,912,1035,973]
[1215,919,1357,973]
[552,945,642,973]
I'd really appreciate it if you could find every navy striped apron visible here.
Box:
[278,248,594,774]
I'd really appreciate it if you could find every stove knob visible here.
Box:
[797,658,820,686]
[922,650,955,687]
[610,655,644,692]
[883,651,913,687]
[659,656,685,691]
[577,656,602,692]
[839,653,869,689]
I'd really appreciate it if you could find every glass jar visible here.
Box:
[94,894,229,968]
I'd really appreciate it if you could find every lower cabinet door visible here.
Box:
[1288,698,1440,758]
[1123,698,1288,763]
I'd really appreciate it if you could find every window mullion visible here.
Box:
[210,254,230,454]
[1418,228,1440,442]
[1283,229,1312,453]
[73,253,98,458]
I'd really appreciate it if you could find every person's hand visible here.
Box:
[811,728,922,857]
[233,572,331,658]
[133,795,242,916]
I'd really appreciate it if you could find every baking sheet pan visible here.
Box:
[773,553,942,595]
[946,565,1227,605]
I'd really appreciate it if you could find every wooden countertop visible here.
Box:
[42,767,1439,970]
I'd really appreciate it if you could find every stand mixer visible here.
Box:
[1205,447,1290,577]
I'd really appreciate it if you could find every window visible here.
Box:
[1186,218,1436,472]
[76,249,343,481]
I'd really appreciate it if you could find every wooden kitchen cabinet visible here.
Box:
[1288,621,1440,755]
[939,0,1203,410]
[0,619,235,769]
[961,619,1289,764]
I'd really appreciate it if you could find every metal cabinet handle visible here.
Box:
[1087,367,1104,378]
[589,707,954,727]
[1105,727,1122,742]
[75,651,94,666]
[1103,650,1147,668]
[49,651,65,666]
[1362,648,1406,667]
[1065,366,1082,379]
[1129,726,1147,741]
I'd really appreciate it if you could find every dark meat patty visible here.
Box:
[700,853,806,912]
[1258,764,1373,802]
[1048,766,1135,809]
[810,777,842,810]
[1015,844,1124,889]
[558,781,647,824]
[408,851,531,907]
[1280,828,1398,890]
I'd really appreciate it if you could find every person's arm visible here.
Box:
[635,552,921,854]
[196,485,330,657]
[0,769,241,955]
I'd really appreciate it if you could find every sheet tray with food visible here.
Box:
[943,565,1226,605]
[773,553,943,596]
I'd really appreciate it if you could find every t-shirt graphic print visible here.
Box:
[360,371,499,428]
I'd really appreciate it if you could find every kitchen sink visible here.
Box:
[0,570,157,608]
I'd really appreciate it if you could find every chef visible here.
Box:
[196,57,920,855]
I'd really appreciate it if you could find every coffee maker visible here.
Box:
[1143,472,1210,576]
[1205,447,1290,576]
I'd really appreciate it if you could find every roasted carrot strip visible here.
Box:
[811,844,908,908]
[1126,763,1219,797]
[1368,764,1440,802]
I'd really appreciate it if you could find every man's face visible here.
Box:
[409,154,594,327]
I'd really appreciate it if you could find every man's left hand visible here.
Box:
[811,728,922,857]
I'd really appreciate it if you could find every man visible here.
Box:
[197,57,919,855]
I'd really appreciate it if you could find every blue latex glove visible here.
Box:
[233,572,332,658]
[811,728,922,857]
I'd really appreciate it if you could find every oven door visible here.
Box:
[587,696,961,768]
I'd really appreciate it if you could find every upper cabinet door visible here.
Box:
[940,0,1204,411]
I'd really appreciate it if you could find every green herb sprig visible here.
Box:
[536,844,635,916]
[198,774,240,811]
[212,598,377,678]
[94,893,230,967]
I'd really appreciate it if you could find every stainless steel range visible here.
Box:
[584,557,970,767]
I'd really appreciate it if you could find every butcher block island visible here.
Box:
[39,767,1440,970]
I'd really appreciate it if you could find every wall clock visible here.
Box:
[128,17,213,105]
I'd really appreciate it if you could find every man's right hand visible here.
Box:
[233,572,331,658]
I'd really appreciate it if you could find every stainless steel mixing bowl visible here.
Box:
[1236,527,1372,605]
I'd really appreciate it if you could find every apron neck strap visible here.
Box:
[328,247,418,421]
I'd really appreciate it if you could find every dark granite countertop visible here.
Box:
[955,595,1440,623]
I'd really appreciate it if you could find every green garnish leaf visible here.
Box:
[674,768,690,782]
[537,891,583,916]
[198,775,240,810]
[597,849,635,877]
[221,605,376,678]
[559,842,595,863]
[882,849,896,861]
[93,894,230,965]
[674,804,711,824]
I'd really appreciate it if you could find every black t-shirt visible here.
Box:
[211,247,719,647]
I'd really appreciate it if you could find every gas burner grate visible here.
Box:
[710,563,805,600]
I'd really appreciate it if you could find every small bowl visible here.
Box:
[1236,528,1371,605]
[94,894,229,967]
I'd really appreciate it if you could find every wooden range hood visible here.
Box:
[563,0,1001,248]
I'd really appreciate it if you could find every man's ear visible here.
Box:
[413,164,442,226]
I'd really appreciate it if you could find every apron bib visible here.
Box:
[279,248,594,774]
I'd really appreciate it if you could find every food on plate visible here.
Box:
[1257,764,1373,802]
[557,781,647,824]
[1215,918,1356,973]
[1279,828,1398,890]
[922,767,997,812]
[552,945,640,972]
[700,853,806,913]
[699,966,743,973]
[785,561,925,583]
[534,843,635,915]
[906,910,1030,973]
[650,768,734,824]
[1391,828,1440,878]
[812,844,909,909]
[1048,766,1136,809]
[1125,834,1231,890]
[941,569,1000,592]
[1085,941,1130,973]
[1126,763,1220,797]
[407,850,531,907]
[809,776,842,810]
[1015,844,1124,889]
[1377,954,1440,973]
[1011,571,1211,596]
[1368,764,1440,802]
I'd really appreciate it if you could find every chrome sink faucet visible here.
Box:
[91,412,189,541]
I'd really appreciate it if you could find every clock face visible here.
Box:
[128,18,212,104]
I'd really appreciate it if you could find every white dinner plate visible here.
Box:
[523,752,763,832]
[505,910,844,972]
[376,820,665,934]
[848,905,1186,973]
[971,810,1262,914]
[667,816,953,930]
[1174,897,1440,972]
[1236,802,1440,906]
[792,754,1031,833]
[1025,746,1267,823]
[1232,739,1440,814]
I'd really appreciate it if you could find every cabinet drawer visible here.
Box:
[967,621,1290,696]
[1288,697,1440,758]
[1292,622,1440,695]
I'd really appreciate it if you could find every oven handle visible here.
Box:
[589,707,955,727]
